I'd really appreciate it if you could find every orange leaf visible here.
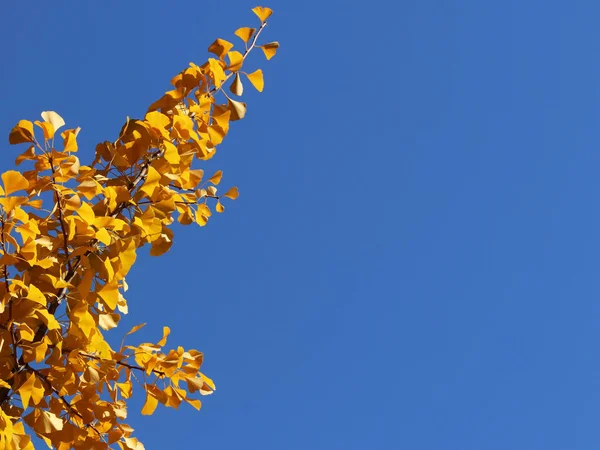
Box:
[8,120,35,145]
[208,38,234,59]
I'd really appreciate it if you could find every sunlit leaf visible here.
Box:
[126,323,147,336]
[8,120,35,145]
[227,51,244,72]
[208,38,234,59]
[252,6,273,22]
[246,69,264,92]
[208,170,223,185]
[260,41,279,60]
[234,27,256,43]
[228,98,247,121]
[230,73,244,96]
[2,170,29,195]
[224,186,240,200]
[41,111,65,133]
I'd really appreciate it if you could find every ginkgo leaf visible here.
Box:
[41,110,65,133]
[140,166,161,197]
[77,201,95,224]
[2,170,29,195]
[230,73,244,96]
[208,38,234,59]
[126,323,147,336]
[62,128,79,152]
[142,387,159,416]
[157,326,170,347]
[216,201,225,213]
[228,98,247,121]
[8,120,35,145]
[98,282,120,310]
[224,186,240,200]
[226,51,244,72]
[209,170,223,185]
[234,27,256,43]
[252,6,273,22]
[246,69,264,92]
[34,120,55,140]
[38,411,64,433]
[260,41,279,60]
[99,313,120,330]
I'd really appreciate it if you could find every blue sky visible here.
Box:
[2,0,600,448]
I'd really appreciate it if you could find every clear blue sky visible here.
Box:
[1,1,600,449]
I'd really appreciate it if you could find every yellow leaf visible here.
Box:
[96,227,111,245]
[77,201,95,224]
[34,120,55,140]
[125,323,147,336]
[117,381,133,399]
[234,27,256,43]
[150,229,173,256]
[62,128,79,152]
[98,281,119,310]
[145,110,170,130]
[230,73,244,96]
[18,372,36,409]
[163,140,180,165]
[140,166,161,197]
[18,323,35,341]
[26,284,46,305]
[99,313,120,330]
[41,111,65,134]
[252,6,273,22]
[216,201,224,213]
[246,69,264,92]
[185,397,202,410]
[209,170,223,185]
[35,309,60,330]
[224,186,239,200]
[8,120,35,145]
[260,41,279,60]
[208,58,227,88]
[15,145,35,166]
[0,196,27,212]
[206,185,217,196]
[227,51,244,72]
[78,179,102,200]
[38,411,64,433]
[157,326,170,347]
[208,38,234,59]
[2,170,29,195]
[70,302,95,338]
[142,387,159,416]
[228,98,247,121]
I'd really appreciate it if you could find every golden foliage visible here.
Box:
[0,6,278,449]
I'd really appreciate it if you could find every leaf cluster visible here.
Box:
[0,6,277,449]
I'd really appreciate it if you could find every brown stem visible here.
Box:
[77,351,166,377]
